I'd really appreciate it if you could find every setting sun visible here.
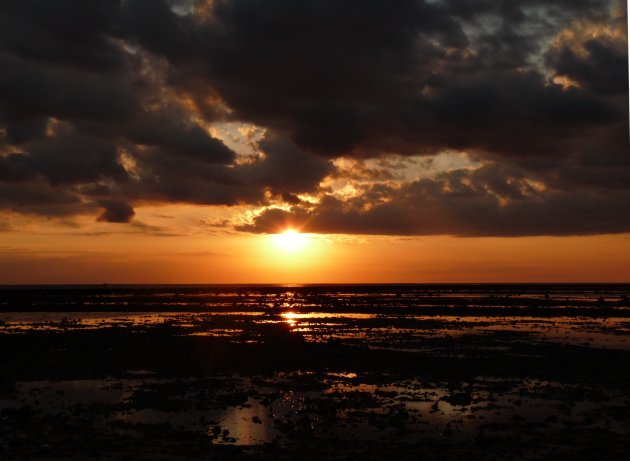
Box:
[273,229,308,251]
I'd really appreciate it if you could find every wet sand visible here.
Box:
[1,285,629,460]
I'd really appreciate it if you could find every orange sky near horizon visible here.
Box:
[1,214,628,284]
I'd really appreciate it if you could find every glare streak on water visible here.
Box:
[1,309,630,349]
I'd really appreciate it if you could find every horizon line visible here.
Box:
[1,282,629,289]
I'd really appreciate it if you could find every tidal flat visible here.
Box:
[1,285,629,460]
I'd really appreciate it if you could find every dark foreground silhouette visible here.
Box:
[1,284,629,460]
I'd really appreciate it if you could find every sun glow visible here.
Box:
[273,229,308,251]
[281,311,298,326]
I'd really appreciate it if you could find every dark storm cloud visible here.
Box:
[29,132,128,185]
[0,181,87,217]
[123,111,235,164]
[122,0,195,60]
[0,0,125,71]
[0,153,35,182]
[444,0,605,19]
[167,0,623,157]
[1,131,128,186]
[97,199,135,223]
[188,0,469,154]
[429,72,621,157]
[239,165,630,237]
[4,117,47,144]
[547,38,628,95]
[0,0,628,236]
[235,133,333,195]
[0,51,139,123]
[121,131,331,205]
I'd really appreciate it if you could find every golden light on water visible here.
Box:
[281,311,298,326]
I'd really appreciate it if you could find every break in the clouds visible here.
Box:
[0,0,627,235]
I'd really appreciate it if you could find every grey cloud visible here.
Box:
[239,166,630,237]
[122,131,331,205]
[28,132,128,185]
[0,0,125,72]
[97,199,135,223]
[124,111,235,164]
[0,0,627,236]
[547,38,628,95]
[0,153,36,182]
[0,181,87,217]
[0,51,138,123]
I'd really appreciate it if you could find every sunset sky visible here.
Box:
[0,0,629,284]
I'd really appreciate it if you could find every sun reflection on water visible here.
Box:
[281,311,298,326]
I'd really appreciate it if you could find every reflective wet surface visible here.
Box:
[1,285,629,460]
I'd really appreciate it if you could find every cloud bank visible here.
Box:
[0,0,627,235]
